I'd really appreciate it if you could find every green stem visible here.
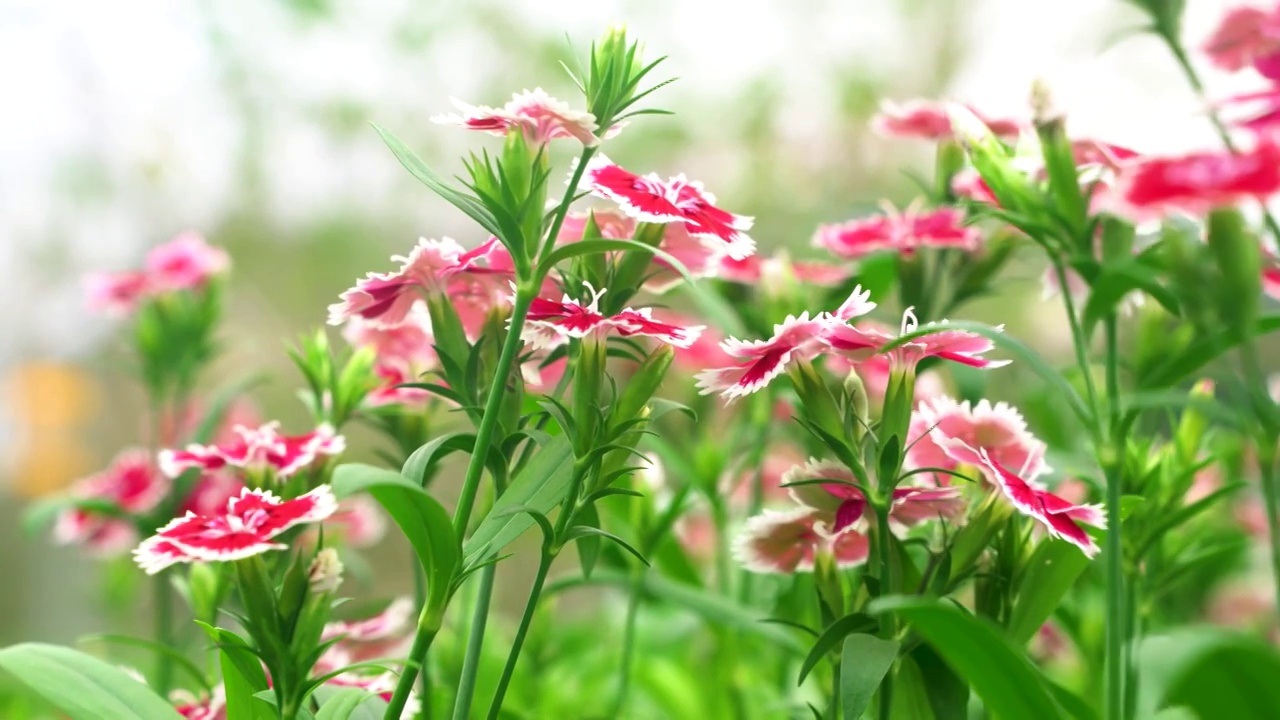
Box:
[452,289,535,541]
[537,147,597,267]
[1257,452,1280,618]
[385,607,440,720]
[609,567,645,719]
[451,564,497,720]
[875,507,895,720]
[486,554,553,720]
[1051,259,1102,430]
[153,573,174,694]
[1102,315,1126,720]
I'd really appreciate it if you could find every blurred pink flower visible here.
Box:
[178,472,245,517]
[582,156,756,260]
[54,449,169,556]
[1203,5,1280,78]
[133,486,338,574]
[145,232,230,292]
[784,458,963,533]
[717,252,850,288]
[85,271,152,317]
[733,506,870,574]
[558,209,725,293]
[814,203,980,259]
[722,444,806,508]
[872,99,1023,141]
[433,88,601,146]
[907,396,1049,485]
[823,308,1010,371]
[171,686,226,720]
[324,496,388,549]
[159,422,345,481]
[342,300,436,368]
[1112,141,1280,218]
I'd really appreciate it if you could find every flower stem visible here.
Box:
[1102,315,1126,720]
[875,506,895,720]
[486,554,553,720]
[153,573,174,694]
[385,618,439,720]
[608,566,645,719]
[451,563,497,720]
[1051,259,1102,429]
[538,147,597,266]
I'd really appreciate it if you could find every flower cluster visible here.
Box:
[86,232,229,316]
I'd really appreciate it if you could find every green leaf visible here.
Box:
[464,435,575,565]
[798,613,879,685]
[332,464,460,618]
[0,643,182,719]
[1138,313,1280,389]
[221,647,274,720]
[891,655,940,720]
[911,642,967,720]
[869,597,1065,720]
[1006,539,1091,644]
[839,634,898,720]
[1137,629,1280,719]
[79,634,209,692]
[372,124,502,238]
[314,687,388,719]
[1046,679,1098,720]
[401,432,480,486]
[1082,261,1179,333]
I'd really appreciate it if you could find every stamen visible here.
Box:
[901,306,919,335]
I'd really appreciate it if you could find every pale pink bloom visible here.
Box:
[521,282,703,351]
[364,362,432,409]
[1264,249,1280,300]
[978,450,1105,558]
[717,251,850,288]
[733,506,870,574]
[582,156,756,260]
[323,596,414,648]
[159,422,345,480]
[85,271,152,317]
[907,396,1049,484]
[433,88,601,146]
[171,686,227,720]
[1111,141,1280,219]
[1207,582,1277,638]
[823,308,1010,371]
[722,444,807,508]
[1203,6,1280,78]
[327,496,388,548]
[951,169,999,206]
[178,473,245,517]
[342,300,436,368]
[164,398,263,450]
[133,486,338,574]
[695,286,878,401]
[54,449,169,556]
[1030,622,1070,662]
[145,232,230,292]
[674,509,718,561]
[665,313,736,372]
[814,203,981,259]
[873,99,1024,141]
[784,458,963,533]
[328,237,501,328]
[1052,477,1092,507]
[557,209,725,293]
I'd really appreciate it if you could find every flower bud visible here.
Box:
[1176,379,1216,464]
[308,548,344,594]
[1206,207,1262,336]
[843,370,870,445]
[610,344,674,432]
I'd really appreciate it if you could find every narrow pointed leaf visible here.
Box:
[0,643,182,719]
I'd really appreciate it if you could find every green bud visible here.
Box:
[186,562,224,625]
[572,338,608,456]
[947,105,1038,216]
[935,140,966,201]
[1033,95,1087,237]
[1175,379,1215,464]
[610,344,674,433]
[605,221,668,313]
[878,365,916,455]
[1206,207,1262,337]
[843,370,870,445]
[571,211,612,293]
[788,361,845,443]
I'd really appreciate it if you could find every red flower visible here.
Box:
[733,507,870,574]
[1203,5,1280,79]
[328,237,503,328]
[814,203,980,259]
[873,99,1023,141]
[695,287,877,401]
[521,282,704,351]
[54,449,169,556]
[433,88,602,146]
[1113,141,1280,218]
[582,156,756,260]
[823,308,1009,371]
[159,422,345,481]
[978,450,1105,558]
[133,486,338,574]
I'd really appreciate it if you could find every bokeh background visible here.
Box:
[0,0,1252,645]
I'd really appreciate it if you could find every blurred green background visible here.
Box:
[0,0,1248,645]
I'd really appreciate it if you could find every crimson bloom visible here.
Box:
[695,286,877,401]
[159,421,345,481]
[433,88,601,146]
[520,282,704,351]
[784,459,963,534]
[823,307,1010,371]
[872,99,1023,141]
[1203,5,1280,79]
[582,156,756,260]
[54,449,169,556]
[814,203,980,259]
[328,237,504,328]
[1112,141,1280,218]
[733,506,870,574]
[133,486,338,574]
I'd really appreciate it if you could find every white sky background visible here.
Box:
[0,0,1256,364]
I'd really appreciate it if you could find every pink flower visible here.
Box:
[558,209,725,293]
[179,473,246,517]
[695,286,878,401]
[906,396,1048,484]
[145,232,230,292]
[322,596,414,652]
[159,422,345,481]
[328,237,501,328]
[582,156,756,260]
[873,99,1024,141]
[171,686,226,720]
[521,282,704,351]
[717,251,850,288]
[823,307,1010,371]
[1264,248,1280,300]
[814,203,981,259]
[784,458,964,534]
[433,88,601,146]
[522,354,568,394]
[1112,141,1280,218]
[54,449,169,556]
[951,169,1000,206]
[133,486,338,574]
[85,271,153,317]
[342,300,436,368]
[733,507,870,574]
[1203,6,1280,78]
[326,496,388,547]
[977,450,1105,557]
[723,444,807,509]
